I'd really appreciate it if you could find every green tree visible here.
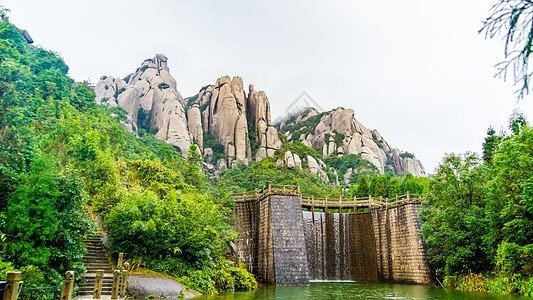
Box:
[370,175,389,197]
[400,173,424,194]
[184,144,207,190]
[485,125,533,257]
[355,176,370,197]
[482,127,503,164]
[6,156,59,269]
[419,153,490,279]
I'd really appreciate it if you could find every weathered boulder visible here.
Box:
[204,148,213,162]
[307,156,329,182]
[95,54,192,155]
[199,76,251,164]
[277,106,426,176]
[294,153,302,169]
[285,151,296,169]
[248,84,281,161]
[187,105,203,150]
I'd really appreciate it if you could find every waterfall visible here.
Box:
[303,211,378,281]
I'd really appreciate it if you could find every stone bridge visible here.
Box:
[232,184,432,285]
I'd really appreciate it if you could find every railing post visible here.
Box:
[354,196,357,212]
[111,270,121,299]
[60,270,75,300]
[380,196,383,208]
[120,270,129,298]
[118,252,124,269]
[4,272,21,300]
[369,195,373,208]
[339,196,342,214]
[93,270,104,299]
[407,191,410,202]
[325,196,328,213]
[311,195,314,212]
[255,189,259,200]
[396,194,398,206]
[297,184,301,196]
[268,182,272,194]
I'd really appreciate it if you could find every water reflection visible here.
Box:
[196,282,529,300]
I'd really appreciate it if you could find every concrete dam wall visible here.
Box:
[234,194,431,285]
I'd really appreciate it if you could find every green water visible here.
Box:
[196,282,530,299]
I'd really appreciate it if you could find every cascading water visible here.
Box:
[303,211,378,281]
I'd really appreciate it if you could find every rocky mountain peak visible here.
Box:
[95,54,425,179]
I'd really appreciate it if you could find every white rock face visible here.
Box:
[285,151,296,169]
[95,54,192,156]
[187,105,203,150]
[293,153,302,169]
[307,156,329,182]
[197,76,252,164]
[278,107,426,177]
[248,84,282,161]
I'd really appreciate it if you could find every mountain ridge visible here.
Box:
[95,54,426,180]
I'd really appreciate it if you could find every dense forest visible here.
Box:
[420,117,533,296]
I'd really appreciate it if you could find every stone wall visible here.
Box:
[269,196,310,285]
[234,195,309,285]
[234,198,430,285]
[233,201,258,274]
[371,204,431,284]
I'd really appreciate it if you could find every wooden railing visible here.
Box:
[300,193,424,210]
[231,184,425,210]
[232,183,300,202]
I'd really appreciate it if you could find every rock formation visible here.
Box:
[95,54,192,155]
[247,84,282,161]
[276,107,426,177]
[95,54,425,178]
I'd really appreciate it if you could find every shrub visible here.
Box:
[158,82,170,90]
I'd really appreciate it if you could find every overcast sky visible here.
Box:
[3,0,533,173]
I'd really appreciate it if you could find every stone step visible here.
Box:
[84,263,112,268]
[78,287,113,295]
[83,259,109,263]
[83,256,109,261]
[79,282,113,288]
[87,269,113,273]
[83,273,115,278]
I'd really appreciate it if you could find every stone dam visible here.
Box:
[232,185,432,285]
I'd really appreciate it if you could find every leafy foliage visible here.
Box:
[481,0,533,99]
[421,124,533,296]
[0,15,255,297]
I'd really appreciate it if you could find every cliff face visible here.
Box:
[277,107,426,177]
[191,77,281,167]
[95,54,192,155]
[95,54,425,178]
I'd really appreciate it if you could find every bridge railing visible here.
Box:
[231,184,425,209]
[300,193,424,210]
[232,183,300,203]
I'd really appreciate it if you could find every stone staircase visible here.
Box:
[79,235,114,296]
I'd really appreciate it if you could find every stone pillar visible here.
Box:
[266,195,310,285]
[119,270,129,297]
[93,270,104,299]
[111,270,121,299]
[117,253,124,269]
[3,272,21,300]
[60,271,75,300]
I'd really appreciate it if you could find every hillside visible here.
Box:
[95,55,426,184]
[0,18,255,298]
